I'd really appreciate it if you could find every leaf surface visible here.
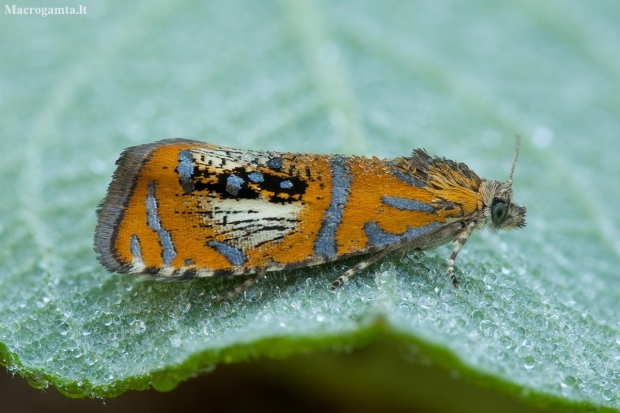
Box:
[1,1,619,410]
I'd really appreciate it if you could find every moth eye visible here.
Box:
[491,198,509,226]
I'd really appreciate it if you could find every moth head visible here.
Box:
[480,138,527,231]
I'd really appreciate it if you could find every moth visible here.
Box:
[94,138,526,298]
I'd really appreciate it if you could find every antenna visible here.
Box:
[507,136,520,186]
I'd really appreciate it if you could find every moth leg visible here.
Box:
[217,272,266,302]
[447,221,477,288]
[330,248,393,291]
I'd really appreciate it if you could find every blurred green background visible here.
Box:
[1,1,620,412]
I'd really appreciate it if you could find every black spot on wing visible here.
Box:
[179,268,197,280]
[144,266,160,275]
[185,165,308,204]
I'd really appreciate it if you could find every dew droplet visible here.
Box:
[27,375,48,389]
[132,320,146,335]
[523,356,536,370]
[58,321,71,336]
[560,375,576,389]
[419,295,437,309]
[244,285,262,302]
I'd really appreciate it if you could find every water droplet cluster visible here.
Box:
[1,239,617,407]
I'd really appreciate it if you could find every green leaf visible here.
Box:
[1,0,619,411]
